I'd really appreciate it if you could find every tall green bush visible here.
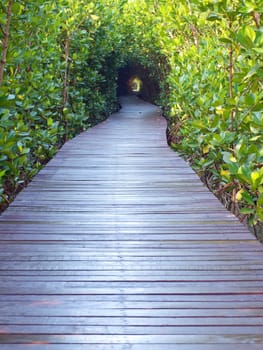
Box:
[117,0,262,229]
[0,0,124,209]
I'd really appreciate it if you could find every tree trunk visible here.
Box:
[186,0,199,47]
[229,20,234,132]
[0,0,12,86]
[252,12,261,28]
[63,34,70,107]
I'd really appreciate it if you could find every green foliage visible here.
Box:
[114,0,263,227]
[0,0,124,208]
[147,0,263,227]
[0,0,262,231]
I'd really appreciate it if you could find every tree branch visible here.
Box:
[0,24,5,36]
[214,181,237,196]
[0,0,12,86]
[252,11,261,28]
[63,34,70,107]
[229,20,235,132]
[186,0,199,47]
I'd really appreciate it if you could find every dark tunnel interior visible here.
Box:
[117,62,160,103]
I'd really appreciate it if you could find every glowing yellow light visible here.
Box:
[128,75,143,93]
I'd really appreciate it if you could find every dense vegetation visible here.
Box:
[1,1,262,235]
[0,0,125,209]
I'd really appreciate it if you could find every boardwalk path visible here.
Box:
[0,96,263,349]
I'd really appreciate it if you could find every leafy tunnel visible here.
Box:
[117,62,160,103]
[0,0,262,234]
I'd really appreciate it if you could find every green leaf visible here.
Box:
[248,215,257,226]
[237,166,251,183]
[242,191,255,206]
[12,3,24,15]
[240,207,255,215]
[0,13,6,25]
[244,26,256,42]
[219,37,232,44]
[244,93,256,106]
[252,103,263,112]
[251,169,263,189]
[0,170,6,178]
[47,118,54,127]
[253,48,263,54]
[256,207,263,221]
[257,194,263,207]
[207,13,222,21]
[222,152,237,164]
[240,1,255,13]
[191,120,207,130]
[243,65,260,81]
[237,26,255,49]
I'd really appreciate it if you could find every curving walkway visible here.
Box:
[0,96,263,349]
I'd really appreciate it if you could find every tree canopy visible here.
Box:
[0,0,262,231]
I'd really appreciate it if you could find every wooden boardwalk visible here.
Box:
[0,95,263,349]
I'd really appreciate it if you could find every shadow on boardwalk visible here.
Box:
[0,96,263,349]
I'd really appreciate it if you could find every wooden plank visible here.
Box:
[1,298,263,308]
[1,334,263,344]
[0,96,263,348]
[2,325,263,334]
[2,305,263,317]
[1,346,263,350]
[2,273,263,282]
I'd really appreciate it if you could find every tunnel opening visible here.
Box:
[117,62,160,104]
[127,75,143,94]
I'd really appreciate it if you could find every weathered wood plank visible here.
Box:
[1,334,263,344]
[0,96,262,348]
[1,346,263,350]
[2,325,263,334]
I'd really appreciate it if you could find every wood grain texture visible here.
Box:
[0,95,263,349]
